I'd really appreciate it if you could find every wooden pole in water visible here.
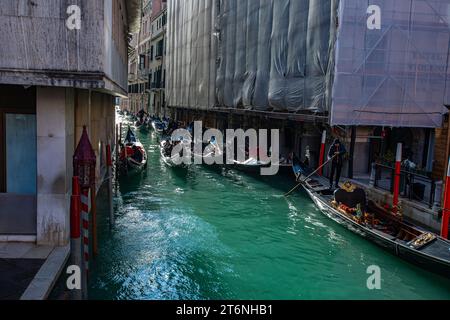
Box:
[106,144,114,228]
[80,189,89,300]
[70,176,82,300]
[318,130,327,176]
[91,185,97,257]
[348,126,356,179]
[392,143,402,214]
[441,157,450,239]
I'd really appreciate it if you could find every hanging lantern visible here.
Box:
[73,126,96,190]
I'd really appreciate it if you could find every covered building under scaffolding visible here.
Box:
[165,0,450,231]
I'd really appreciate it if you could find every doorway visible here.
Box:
[0,85,37,235]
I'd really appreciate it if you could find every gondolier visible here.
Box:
[328,138,347,189]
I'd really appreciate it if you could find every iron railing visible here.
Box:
[373,163,436,208]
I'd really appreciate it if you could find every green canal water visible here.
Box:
[89,120,450,300]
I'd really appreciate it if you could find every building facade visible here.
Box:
[124,0,167,116]
[0,0,140,245]
[149,0,168,116]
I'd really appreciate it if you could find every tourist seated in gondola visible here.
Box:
[334,181,367,216]
[162,140,173,157]
[137,109,148,124]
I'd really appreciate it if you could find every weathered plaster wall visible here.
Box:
[0,0,129,94]
[36,86,74,246]
[75,90,115,187]
[0,0,104,72]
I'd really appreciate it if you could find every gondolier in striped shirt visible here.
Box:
[328,138,347,189]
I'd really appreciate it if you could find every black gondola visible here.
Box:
[160,136,191,169]
[294,157,450,278]
[119,127,148,175]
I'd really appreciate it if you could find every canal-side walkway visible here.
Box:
[0,242,69,300]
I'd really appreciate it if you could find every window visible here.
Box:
[156,39,164,58]
[139,54,145,70]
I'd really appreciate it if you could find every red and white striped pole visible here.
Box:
[81,188,90,298]
[441,157,450,239]
[392,143,402,214]
[70,176,82,300]
[318,130,327,176]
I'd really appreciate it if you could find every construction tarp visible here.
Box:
[331,0,450,128]
[167,0,338,112]
[166,0,217,109]
[216,0,338,112]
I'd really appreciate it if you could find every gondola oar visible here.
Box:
[284,154,338,197]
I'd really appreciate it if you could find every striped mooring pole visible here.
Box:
[70,176,82,300]
[441,157,450,239]
[392,143,402,214]
[318,130,327,176]
[81,188,90,299]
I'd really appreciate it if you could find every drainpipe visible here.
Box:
[318,130,326,176]
[392,143,402,214]
[441,158,450,239]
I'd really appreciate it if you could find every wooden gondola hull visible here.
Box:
[119,156,147,175]
[304,187,450,278]
[226,164,266,174]
[397,241,450,277]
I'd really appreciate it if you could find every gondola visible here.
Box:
[227,158,271,174]
[136,118,150,132]
[160,136,191,169]
[192,137,224,170]
[119,127,148,175]
[152,119,166,135]
[294,158,450,278]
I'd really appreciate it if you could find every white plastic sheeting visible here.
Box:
[216,0,338,112]
[167,0,450,128]
[331,0,450,127]
[166,0,217,109]
[168,0,338,112]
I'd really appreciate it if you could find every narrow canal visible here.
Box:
[89,118,450,300]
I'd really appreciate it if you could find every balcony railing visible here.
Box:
[372,163,436,208]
